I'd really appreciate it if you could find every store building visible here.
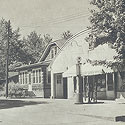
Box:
[50,31,125,100]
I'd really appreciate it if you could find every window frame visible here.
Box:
[56,74,62,84]
[32,68,42,84]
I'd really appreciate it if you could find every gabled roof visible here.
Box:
[49,29,90,68]
[12,39,66,71]
[39,39,66,62]
[53,39,66,48]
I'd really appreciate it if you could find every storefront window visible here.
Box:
[107,73,113,91]
[96,75,106,92]
[119,71,125,92]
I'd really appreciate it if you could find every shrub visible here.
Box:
[0,84,5,97]
[8,83,28,98]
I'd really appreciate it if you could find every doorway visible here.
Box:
[55,73,63,98]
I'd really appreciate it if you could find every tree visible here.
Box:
[61,30,73,40]
[86,0,125,68]
[0,19,29,79]
[86,0,125,93]
[0,18,53,79]
[0,19,12,79]
[22,32,52,63]
[43,34,52,45]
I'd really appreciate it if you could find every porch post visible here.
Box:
[51,70,55,99]
[28,71,32,91]
[27,72,29,85]
[113,72,116,98]
[93,75,97,102]
[19,72,20,84]
[83,76,85,100]
[88,76,91,103]
[106,73,108,99]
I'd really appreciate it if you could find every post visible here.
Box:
[112,72,116,99]
[75,57,83,104]
[6,20,10,98]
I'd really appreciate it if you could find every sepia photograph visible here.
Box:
[0,0,125,124]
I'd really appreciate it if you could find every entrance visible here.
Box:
[63,78,68,99]
[55,73,63,98]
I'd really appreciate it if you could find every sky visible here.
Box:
[0,0,92,39]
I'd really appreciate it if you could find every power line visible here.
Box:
[29,11,89,25]
[23,11,90,27]
[23,13,90,28]
[21,13,90,30]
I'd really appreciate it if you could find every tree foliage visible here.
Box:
[86,0,125,69]
[61,30,73,40]
[0,19,53,79]
[23,32,52,63]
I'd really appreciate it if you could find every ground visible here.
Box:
[0,98,125,125]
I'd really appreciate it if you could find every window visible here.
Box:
[119,71,125,92]
[96,74,106,92]
[57,74,62,84]
[29,73,31,84]
[23,72,25,84]
[55,47,57,55]
[20,73,22,84]
[51,49,54,58]
[25,72,27,84]
[36,70,38,83]
[20,71,28,84]
[32,69,42,84]
[39,69,41,83]
[107,73,113,91]
[33,70,35,83]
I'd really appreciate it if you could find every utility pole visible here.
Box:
[75,57,83,104]
[6,20,10,98]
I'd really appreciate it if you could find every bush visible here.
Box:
[8,83,28,98]
[120,83,125,92]
[0,84,5,97]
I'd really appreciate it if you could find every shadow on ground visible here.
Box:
[74,102,104,105]
[83,102,104,104]
[0,99,49,109]
[69,112,114,122]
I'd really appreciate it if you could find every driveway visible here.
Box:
[0,98,125,125]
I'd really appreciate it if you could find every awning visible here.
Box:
[63,63,113,77]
